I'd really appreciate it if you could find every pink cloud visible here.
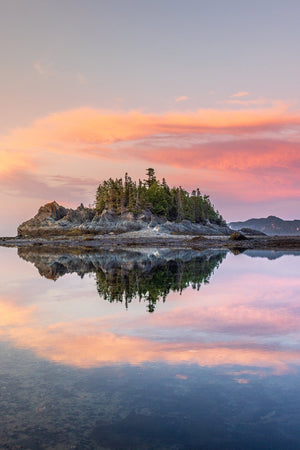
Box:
[175,96,189,102]
[0,103,299,229]
[130,139,300,171]
[126,139,300,201]
[230,91,249,98]
[1,102,298,158]
[0,169,96,202]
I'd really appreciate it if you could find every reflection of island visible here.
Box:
[18,248,227,312]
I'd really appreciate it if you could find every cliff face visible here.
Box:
[17,201,231,237]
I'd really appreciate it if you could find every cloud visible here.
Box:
[0,149,35,173]
[175,96,189,103]
[1,102,298,156]
[132,139,300,171]
[224,97,269,106]
[0,102,299,219]
[33,61,56,77]
[126,139,300,201]
[230,91,249,98]
[0,169,97,203]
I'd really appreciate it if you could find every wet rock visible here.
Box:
[229,231,248,241]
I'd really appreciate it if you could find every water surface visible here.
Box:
[0,247,299,448]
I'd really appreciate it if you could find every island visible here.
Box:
[17,168,229,237]
[1,169,300,251]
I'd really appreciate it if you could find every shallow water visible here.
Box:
[0,247,299,449]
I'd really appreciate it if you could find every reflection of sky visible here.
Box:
[0,249,299,374]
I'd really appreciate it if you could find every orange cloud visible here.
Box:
[0,149,35,173]
[224,98,268,106]
[1,102,299,158]
[0,103,299,223]
[175,96,189,102]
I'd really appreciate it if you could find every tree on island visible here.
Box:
[95,168,225,225]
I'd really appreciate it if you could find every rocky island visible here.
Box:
[17,168,229,238]
[1,169,300,251]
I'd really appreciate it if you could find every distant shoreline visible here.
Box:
[1,233,300,252]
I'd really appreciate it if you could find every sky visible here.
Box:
[1,0,300,235]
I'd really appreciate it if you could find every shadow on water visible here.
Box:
[18,247,227,312]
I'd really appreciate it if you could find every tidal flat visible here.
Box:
[1,229,300,252]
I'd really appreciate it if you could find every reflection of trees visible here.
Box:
[96,253,225,312]
[18,247,226,312]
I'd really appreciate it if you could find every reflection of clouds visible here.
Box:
[0,299,35,327]
[0,253,299,374]
[0,297,300,374]
[146,303,300,336]
[128,273,300,338]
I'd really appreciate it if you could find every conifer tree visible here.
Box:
[95,168,225,225]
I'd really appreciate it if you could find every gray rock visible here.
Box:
[17,201,231,237]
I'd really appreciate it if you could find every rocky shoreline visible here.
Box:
[1,232,300,252]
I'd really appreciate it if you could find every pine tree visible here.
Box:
[95,169,225,225]
[144,168,156,187]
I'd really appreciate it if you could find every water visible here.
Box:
[0,246,299,449]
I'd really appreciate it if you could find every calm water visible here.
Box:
[0,246,299,449]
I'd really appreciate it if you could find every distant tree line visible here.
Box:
[95,168,225,225]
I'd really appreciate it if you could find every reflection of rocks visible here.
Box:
[18,248,227,311]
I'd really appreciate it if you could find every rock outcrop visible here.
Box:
[17,201,231,237]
